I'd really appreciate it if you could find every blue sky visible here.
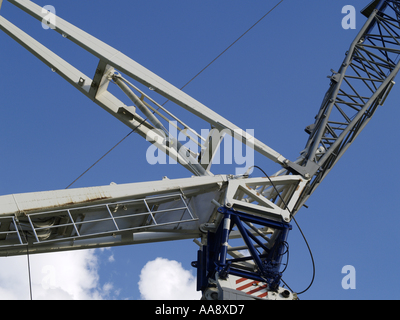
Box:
[1,0,400,300]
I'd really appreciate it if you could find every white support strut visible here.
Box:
[3,0,397,301]
[0,1,300,301]
[0,0,288,171]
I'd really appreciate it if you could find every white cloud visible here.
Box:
[0,249,117,300]
[138,257,201,300]
[99,247,115,263]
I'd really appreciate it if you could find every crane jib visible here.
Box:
[1,0,400,300]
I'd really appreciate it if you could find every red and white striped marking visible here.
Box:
[235,277,268,298]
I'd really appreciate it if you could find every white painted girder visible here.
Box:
[0,1,303,258]
[3,0,288,167]
[0,175,229,217]
[0,173,308,256]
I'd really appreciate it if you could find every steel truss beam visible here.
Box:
[286,1,400,212]
[0,173,305,256]
[224,175,307,222]
[0,175,229,256]
[1,0,400,300]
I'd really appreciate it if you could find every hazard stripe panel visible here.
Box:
[235,278,268,298]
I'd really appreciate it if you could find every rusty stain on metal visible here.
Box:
[22,194,112,215]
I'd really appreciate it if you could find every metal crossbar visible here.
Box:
[15,193,197,245]
[0,216,26,247]
[286,2,400,212]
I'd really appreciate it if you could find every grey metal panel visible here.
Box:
[361,0,382,17]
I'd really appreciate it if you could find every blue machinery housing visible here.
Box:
[193,207,291,292]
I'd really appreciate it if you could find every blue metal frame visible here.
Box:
[192,207,292,293]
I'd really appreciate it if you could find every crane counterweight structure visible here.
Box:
[1,0,400,300]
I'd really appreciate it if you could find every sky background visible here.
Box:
[1,0,400,300]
